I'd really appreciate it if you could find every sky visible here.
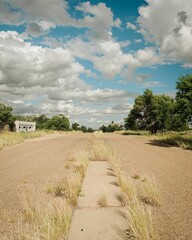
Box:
[0,0,192,128]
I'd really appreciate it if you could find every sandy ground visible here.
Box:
[0,133,192,239]
[103,133,192,240]
[0,133,92,238]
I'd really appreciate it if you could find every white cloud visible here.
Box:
[135,39,142,43]
[0,1,121,41]
[0,31,135,127]
[126,22,137,30]
[76,2,121,40]
[138,0,192,66]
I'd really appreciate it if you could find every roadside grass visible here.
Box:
[97,194,107,207]
[110,160,137,203]
[89,140,115,161]
[140,176,161,207]
[110,156,160,240]
[10,149,90,240]
[10,198,73,240]
[153,134,192,150]
[115,130,150,136]
[0,131,47,150]
[118,201,159,240]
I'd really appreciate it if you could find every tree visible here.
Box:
[176,74,192,125]
[0,103,15,131]
[72,122,80,131]
[87,127,94,133]
[36,115,49,130]
[80,126,87,133]
[44,115,70,131]
[124,89,176,134]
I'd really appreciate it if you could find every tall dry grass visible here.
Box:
[153,134,192,150]
[110,154,160,240]
[141,176,161,206]
[89,140,115,161]
[119,201,159,240]
[0,131,46,150]
[7,149,90,240]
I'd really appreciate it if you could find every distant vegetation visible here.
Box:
[124,74,192,134]
[99,121,124,132]
[0,104,94,132]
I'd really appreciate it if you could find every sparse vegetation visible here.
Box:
[141,176,161,206]
[153,134,192,150]
[97,194,107,207]
[89,140,115,161]
[110,155,160,240]
[119,201,159,240]
[132,174,140,180]
[9,149,90,240]
[0,131,47,150]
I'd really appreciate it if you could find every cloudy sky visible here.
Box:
[0,0,192,128]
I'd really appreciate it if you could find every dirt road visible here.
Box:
[103,133,192,240]
[0,133,91,237]
[0,133,192,239]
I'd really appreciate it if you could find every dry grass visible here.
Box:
[97,194,107,207]
[119,201,159,240]
[20,187,40,223]
[152,133,192,150]
[89,140,115,161]
[7,149,90,240]
[141,176,161,206]
[110,157,160,240]
[132,174,140,180]
[9,199,73,240]
[110,160,137,203]
[0,131,46,150]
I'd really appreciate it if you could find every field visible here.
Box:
[0,132,192,239]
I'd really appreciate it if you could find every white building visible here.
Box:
[15,121,36,132]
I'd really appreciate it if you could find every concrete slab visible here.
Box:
[78,175,121,207]
[86,161,112,176]
[68,208,123,240]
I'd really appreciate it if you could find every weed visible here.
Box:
[132,174,140,180]
[20,187,39,223]
[97,194,107,207]
[153,134,192,150]
[141,176,161,206]
[89,141,115,161]
[119,201,159,240]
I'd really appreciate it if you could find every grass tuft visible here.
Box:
[119,201,159,240]
[97,194,107,207]
[141,176,161,206]
[89,140,115,161]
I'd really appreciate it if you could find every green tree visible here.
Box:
[72,122,80,131]
[0,103,15,131]
[87,127,94,133]
[124,89,176,134]
[36,115,49,130]
[80,126,87,133]
[44,114,70,131]
[176,74,192,125]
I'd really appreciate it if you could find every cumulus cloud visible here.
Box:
[76,2,121,40]
[0,31,134,126]
[0,0,120,41]
[138,0,192,66]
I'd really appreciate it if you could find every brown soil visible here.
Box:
[103,133,192,240]
[0,133,91,238]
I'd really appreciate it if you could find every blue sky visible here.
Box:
[0,0,192,128]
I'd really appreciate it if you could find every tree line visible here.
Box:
[0,107,94,132]
[124,74,192,134]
